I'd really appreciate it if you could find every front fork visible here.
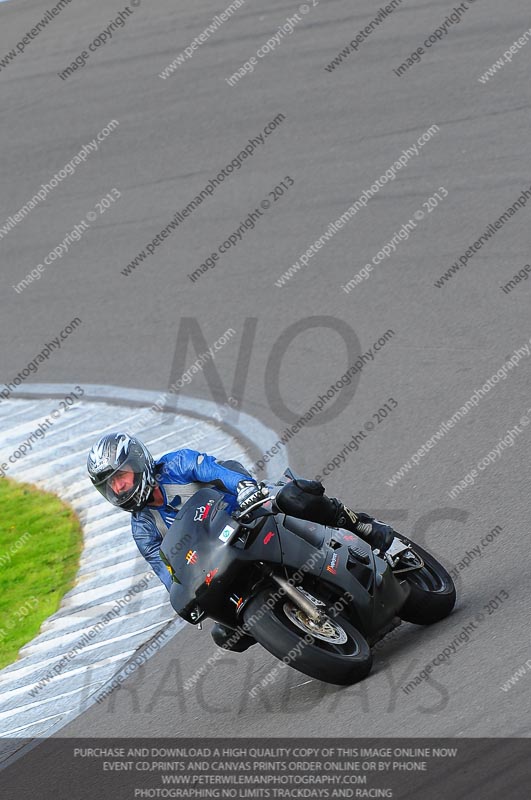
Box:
[234,566,327,626]
[271,573,324,622]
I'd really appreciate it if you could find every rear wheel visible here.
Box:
[243,586,372,686]
[394,535,456,625]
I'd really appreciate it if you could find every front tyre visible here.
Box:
[394,535,456,625]
[243,587,372,686]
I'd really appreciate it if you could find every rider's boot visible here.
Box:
[210,622,257,652]
[334,503,395,554]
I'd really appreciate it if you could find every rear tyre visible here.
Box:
[395,535,456,625]
[243,586,372,686]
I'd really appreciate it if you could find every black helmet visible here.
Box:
[87,432,156,512]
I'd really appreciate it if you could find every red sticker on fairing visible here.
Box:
[263,531,275,544]
[194,501,213,522]
[205,568,218,586]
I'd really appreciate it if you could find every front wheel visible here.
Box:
[394,535,456,625]
[242,586,372,686]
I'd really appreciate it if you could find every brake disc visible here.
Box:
[282,589,349,644]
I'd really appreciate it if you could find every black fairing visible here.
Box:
[161,488,282,625]
[161,487,409,639]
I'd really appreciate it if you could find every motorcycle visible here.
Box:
[160,469,456,686]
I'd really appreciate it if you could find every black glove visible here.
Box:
[236,480,270,516]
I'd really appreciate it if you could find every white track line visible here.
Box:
[0,384,284,761]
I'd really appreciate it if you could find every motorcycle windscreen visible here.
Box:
[160,487,240,608]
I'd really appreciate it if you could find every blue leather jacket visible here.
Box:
[131,449,252,591]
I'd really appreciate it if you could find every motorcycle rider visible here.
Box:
[87,432,396,651]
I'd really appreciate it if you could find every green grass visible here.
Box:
[0,477,83,669]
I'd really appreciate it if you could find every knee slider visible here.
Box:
[275,482,307,515]
[292,477,325,495]
[276,482,339,526]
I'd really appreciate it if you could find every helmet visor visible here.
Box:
[92,451,147,508]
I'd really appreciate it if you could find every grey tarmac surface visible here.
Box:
[1,0,530,751]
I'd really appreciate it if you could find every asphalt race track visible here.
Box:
[1,0,530,792]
